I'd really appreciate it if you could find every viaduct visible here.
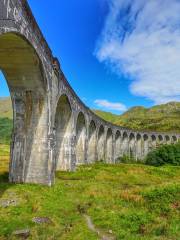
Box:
[0,0,179,185]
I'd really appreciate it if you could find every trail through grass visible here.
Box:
[0,163,180,240]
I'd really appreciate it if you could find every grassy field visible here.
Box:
[0,162,179,240]
[0,145,10,172]
[0,144,10,156]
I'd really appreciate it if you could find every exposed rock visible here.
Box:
[0,199,18,208]
[12,229,30,239]
[32,217,52,224]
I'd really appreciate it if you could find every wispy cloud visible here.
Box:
[95,0,180,104]
[94,99,127,112]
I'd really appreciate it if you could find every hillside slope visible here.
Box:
[0,98,12,144]
[0,97,12,119]
[93,102,180,133]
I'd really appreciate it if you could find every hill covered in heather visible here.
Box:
[93,102,180,133]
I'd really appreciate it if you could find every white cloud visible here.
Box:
[94,99,127,112]
[95,0,180,104]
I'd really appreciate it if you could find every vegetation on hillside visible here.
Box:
[92,109,119,124]
[0,163,180,240]
[0,118,12,145]
[0,97,12,119]
[94,102,180,132]
[0,98,13,145]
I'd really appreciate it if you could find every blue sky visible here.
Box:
[0,0,180,114]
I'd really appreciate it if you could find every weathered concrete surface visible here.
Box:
[0,0,179,185]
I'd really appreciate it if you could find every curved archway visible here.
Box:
[172,136,177,144]
[121,131,129,156]
[87,120,96,163]
[150,135,156,150]
[136,134,142,160]
[0,32,48,184]
[165,135,170,144]
[115,130,121,161]
[158,135,164,146]
[129,133,135,158]
[76,112,86,165]
[106,128,113,163]
[54,94,72,171]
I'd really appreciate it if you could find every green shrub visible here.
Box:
[145,142,180,166]
[116,155,143,164]
[0,117,12,144]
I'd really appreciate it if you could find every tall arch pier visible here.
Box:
[0,0,179,185]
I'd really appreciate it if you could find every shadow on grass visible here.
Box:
[0,171,13,198]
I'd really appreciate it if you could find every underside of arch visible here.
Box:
[55,95,72,171]
[0,32,50,184]
[76,112,86,165]
[88,121,96,163]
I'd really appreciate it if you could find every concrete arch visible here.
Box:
[150,135,157,150]
[76,112,87,165]
[151,135,156,142]
[136,134,142,160]
[129,133,136,158]
[87,120,97,163]
[0,32,50,184]
[115,130,121,161]
[97,125,105,161]
[171,136,177,143]
[165,135,171,144]
[0,32,46,89]
[54,94,72,171]
[158,135,164,146]
[106,128,113,163]
[121,131,129,156]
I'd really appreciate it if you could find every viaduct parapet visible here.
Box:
[0,0,179,185]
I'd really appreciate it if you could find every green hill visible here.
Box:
[0,97,12,119]
[0,97,13,145]
[93,102,180,133]
[92,109,119,123]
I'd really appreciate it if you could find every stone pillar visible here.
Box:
[105,128,113,163]
[136,135,142,160]
[121,132,129,156]
[129,133,136,158]
[112,137,116,164]
[142,135,149,158]
[75,112,87,166]
[9,91,51,185]
[97,126,105,161]
[115,131,122,161]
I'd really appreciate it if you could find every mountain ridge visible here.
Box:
[93,101,180,133]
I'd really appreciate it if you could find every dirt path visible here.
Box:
[84,214,116,240]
